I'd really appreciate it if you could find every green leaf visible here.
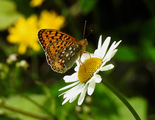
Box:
[0,0,22,30]
[111,97,147,120]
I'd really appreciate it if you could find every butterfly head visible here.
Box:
[80,39,88,47]
[79,39,88,54]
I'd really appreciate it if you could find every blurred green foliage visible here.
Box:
[0,1,22,30]
[0,0,155,120]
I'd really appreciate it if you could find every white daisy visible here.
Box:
[59,35,122,105]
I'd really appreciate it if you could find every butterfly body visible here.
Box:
[38,29,88,73]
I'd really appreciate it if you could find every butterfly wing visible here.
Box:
[37,29,79,50]
[37,29,87,73]
[46,40,82,73]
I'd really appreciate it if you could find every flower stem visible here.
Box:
[102,79,141,120]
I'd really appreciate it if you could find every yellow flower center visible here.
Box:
[78,57,102,83]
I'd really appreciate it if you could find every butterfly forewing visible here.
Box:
[38,29,79,50]
[46,40,79,60]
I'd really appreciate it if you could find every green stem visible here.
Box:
[0,104,53,120]
[102,79,141,120]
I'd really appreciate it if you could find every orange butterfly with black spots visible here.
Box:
[38,29,88,73]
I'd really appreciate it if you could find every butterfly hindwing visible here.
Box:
[45,40,82,73]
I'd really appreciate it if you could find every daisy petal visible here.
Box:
[103,49,117,62]
[97,35,102,49]
[76,60,80,67]
[69,95,78,103]
[94,48,102,57]
[62,97,70,105]
[104,40,121,60]
[59,85,79,97]
[81,53,90,60]
[100,64,114,71]
[74,66,79,72]
[94,35,102,56]
[100,37,111,58]
[94,74,102,83]
[87,79,95,95]
[78,86,87,105]
[108,50,118,61]
[68,84,85,103]
[59,81,79,91]
[63,83,84,99]
[103,40,121,63]
[81,53,95,63]
[63,73,78,83]
[114,40,122,49]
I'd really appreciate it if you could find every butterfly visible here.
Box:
[37,29,88,73]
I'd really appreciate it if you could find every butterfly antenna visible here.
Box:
[85,30,93,38]
[83,20,87,39]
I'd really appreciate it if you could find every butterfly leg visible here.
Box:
[78,55,87,72]
[84,51,95,62]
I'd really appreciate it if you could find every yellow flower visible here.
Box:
[38,10,66,30]
[7,10,66,54]
[30,0,44,7]
[7,15,40,54]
